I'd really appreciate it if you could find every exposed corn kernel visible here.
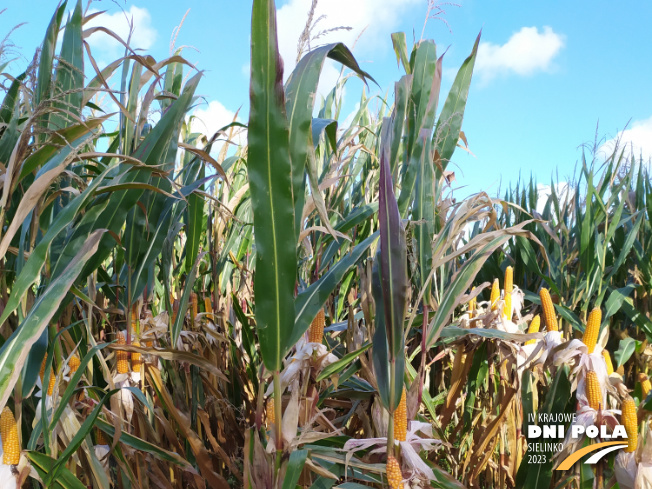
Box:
[504,292,512,321]
[68,355,81,375]
[490,279,500,311]
[603,350,614,375]
[204,297,213,320]
[582,307,602,354]
[0,407,20,465]
[585,370,602,411]
[116,332,129,374]
[266,397,275,426]
[386,456,403,489]
[622,397,638,452]
[394,387,407,442]
[639,373,651,399]
[539,288,558,332]
[468,287,476,319]
[309,309,325,344]
[40,357,56,396]
[95,428,108,446]
[525,315,541,346]
[190,292,198,320]
[132,341,142,371]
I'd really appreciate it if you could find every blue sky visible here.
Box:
[2,0,651,198]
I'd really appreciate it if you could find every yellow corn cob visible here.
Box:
[490,279,500,311]
[95,428,108,446]
[1,407,20,465]
[539,288,558,332]
[309,309,325,344]
[585,370,602,410]
[132,341,142,371]
[639,373,652,399]
[603,350,614,375]
[394,387,407,442]
[190,292,198,320]
[582,307,602,354]
[68,355,81,375]
[116,332,129,374]
[266,397,275,426]
[40,358,56,396]
[386,456,403,489]
[504,266,513,292]
[204,297,213,320]
[131,306,138,326]
[468,287,476,319]
[622,397,638,452]
[504,293,512,321]
[504,265,513,320]
[525,315,541,345]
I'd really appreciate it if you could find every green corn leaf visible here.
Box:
[27,451,87,489]
[248,0,297,370]
[434,31,480,170]
[293,231,378,348]
[0,230,104,412]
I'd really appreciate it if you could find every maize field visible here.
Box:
[0,1,650,488]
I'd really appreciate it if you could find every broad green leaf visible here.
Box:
[50,0,83,130]
[27,451,87,489]
[0,230,103,412]
[434,31,480,170]
[286,43,373,236]
[614,337,637,368]
[374,119,407,411]
[293,232,378,347]
[282,450,308,489]
[248,0,297,370]
[316,343,372,382]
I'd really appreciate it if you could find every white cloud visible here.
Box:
[191,100,237,137]
[190,100,245,153]
[475,26,564,82]
[86,6,157,59]
[598,117,652,163]
[536,182,570,215]
[276,0,420,96]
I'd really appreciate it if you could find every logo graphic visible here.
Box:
[555,441,628,470]
[526,413,628,468]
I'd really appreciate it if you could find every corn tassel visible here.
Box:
[490,279,500,311]
[639,373,652,399]
[116,332,129,374]
[539,288,558,332]
[309,309,325,344]
[585,370,602,410]
[582,307,601,354]
[602,350,614,375]
[1,407,20,465]
[622,397,638,453]
[386,456,403,489]
[525,315,541,345]
[394,387,407,442]
[68,355,81,375]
